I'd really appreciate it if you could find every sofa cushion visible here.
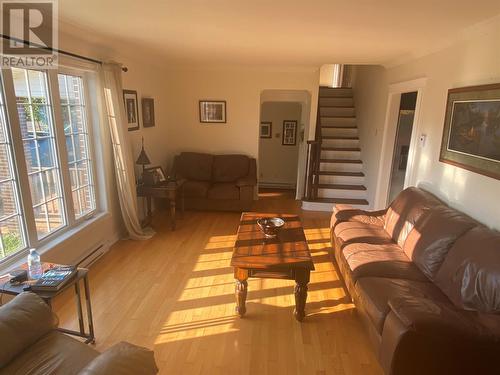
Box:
[1,331,98,375]
[434,226,500,313]
[355,277,449,334]
[183,180,211,198]
[174,152,213,181]
[78,342,158,375]
[333,221,393,248]
[212,154,249,182]
[341,242,428,282]
[384,187,443,247]
[207,183,240,200]
[0,292,57,367]
[403,206,478,279]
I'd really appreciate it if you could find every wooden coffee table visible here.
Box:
[230,213,314,321]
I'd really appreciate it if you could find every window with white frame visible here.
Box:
[0,67,98,262]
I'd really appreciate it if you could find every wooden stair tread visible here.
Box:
[320,159,362,164]
[319,105,354,108]
[304,197,369,205]
[320,116,356,119]
[321,147,361,151]
[314,184,366,191]
[316,171,365,177]
[322,136,359,140]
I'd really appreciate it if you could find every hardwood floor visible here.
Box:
[53,190,382,375]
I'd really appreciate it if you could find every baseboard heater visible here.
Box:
[259,182,296,189]
[76,244,106,268]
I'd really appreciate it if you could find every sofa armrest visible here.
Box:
[236,158,257,187]
[0,292,57,367]
[78,342,158,375]
[331,206,387,230]
[379,296,498,374]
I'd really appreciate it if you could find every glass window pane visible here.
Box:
[33,204,49,237]
[15,68,65,239]
[28,173,44,206]
[0,182,17,219]
[23,139,40,173]
[47,199,63,231]
[27,70,48,103]
[0,217,24,257]
[70,106,85,133]
[0,145,12,181]
[76,160,90,186]
[58,73,95,220]
[66,135,75,163]
[0,76,25,260]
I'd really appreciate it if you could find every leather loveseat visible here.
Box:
[0,292,158,374]
[172,152,257,211]
[330,187,500,375]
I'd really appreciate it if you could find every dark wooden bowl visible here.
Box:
[256,217,285,238]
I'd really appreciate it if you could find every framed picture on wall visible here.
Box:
[142,98,155,128]
[282,120,297,145]
[199,100,226,123]
[260,122,272,138]
[123,90,140,131]
[439,83,500,180]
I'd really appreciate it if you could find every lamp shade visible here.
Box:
[136,149,151,165]
[136,137,151,166]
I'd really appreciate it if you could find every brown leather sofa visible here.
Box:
[0,292,158,374]
[330,187,500,375]
[172,152,257,211]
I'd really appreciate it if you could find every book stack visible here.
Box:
[31,266,77,292]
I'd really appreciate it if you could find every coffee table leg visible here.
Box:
[234,268,248,317]
[170,199,176,231]
[294,269,310,322]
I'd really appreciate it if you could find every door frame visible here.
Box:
[373,77,427,209]
[259,90,313,199]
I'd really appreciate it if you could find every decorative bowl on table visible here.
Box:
[256,217,285,238]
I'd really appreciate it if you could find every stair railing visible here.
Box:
[304,88,323,200]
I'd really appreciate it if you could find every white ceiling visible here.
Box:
[59,0,500,67]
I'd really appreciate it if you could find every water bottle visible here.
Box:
[27,248,43,280]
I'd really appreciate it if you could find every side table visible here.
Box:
[137,179,185,230]
[0,262,95,344]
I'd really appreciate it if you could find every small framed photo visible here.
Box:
[199,100,226,123]
[282,120,297,146]
[144,166,167,186]
[123,90,139,131]
[142,98,155,128]
[260,122,272,138]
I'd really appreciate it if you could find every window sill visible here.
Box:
[0,211,113,275]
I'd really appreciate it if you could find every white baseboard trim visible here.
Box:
[301,201,334,212]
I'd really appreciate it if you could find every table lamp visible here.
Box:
[136,137,151,181]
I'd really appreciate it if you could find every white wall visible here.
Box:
[163,67,319,168]
[353,19,500,229]
[259,102,302,187]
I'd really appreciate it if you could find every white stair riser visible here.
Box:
[319,88,353,98]
[320,162,363,172]
[321,150,361,160]
[317,188,367,199]
[322,139,360,148]
[320,107,355,117]
[318,175,365,185]
[319,97,354,107]
[321,127,358,137]
[320,117,356,127]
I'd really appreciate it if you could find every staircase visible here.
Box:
[303,86,369,211]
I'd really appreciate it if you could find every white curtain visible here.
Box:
[100,63,154,240]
